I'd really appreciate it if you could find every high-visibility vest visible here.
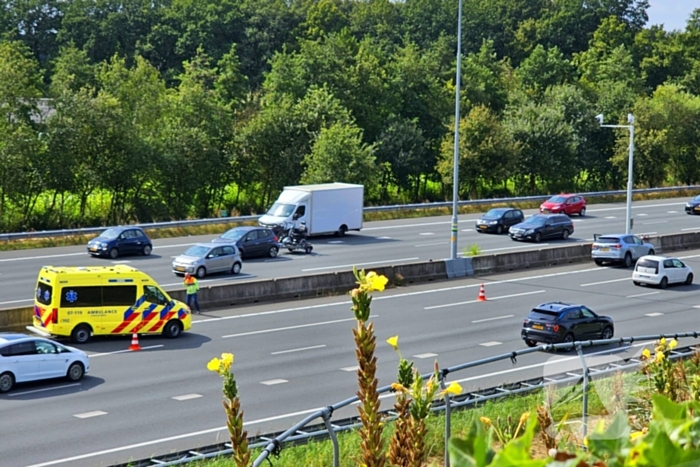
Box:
[185,279,199,294]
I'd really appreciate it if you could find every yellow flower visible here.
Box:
[443,382,463,396]
[583,436,589,447]
[207,357,220,372]
[221,353,234,371]
[391,382,405,392]
[630,431,645,442]
[669,339,678,350]
[655,351,665,363]
[659,337,666,346]
[365,271,388,292]
[387,335,399,350]
[642,348,651,359]
[519,412,531,425]
[480,416,492,427]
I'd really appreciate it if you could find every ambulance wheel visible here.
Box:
[163,320,183,339]
[66,362,85,382]
[0,372,14,393]
[71,325,92,344]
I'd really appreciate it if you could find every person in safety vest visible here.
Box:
[184,273,201,314]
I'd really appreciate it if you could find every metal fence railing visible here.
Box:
[2,185,697,242]
[110,331,700,467]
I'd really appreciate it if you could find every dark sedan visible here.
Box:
[87,227,152,259]
[475,208,524,234]
[521,301,614,347]
[685,195,700,215]
[212,226,279,259]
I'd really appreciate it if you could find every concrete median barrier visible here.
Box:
[4,231,700,331]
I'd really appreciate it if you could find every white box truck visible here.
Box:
[258,183,364,236]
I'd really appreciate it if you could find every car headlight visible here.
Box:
[99,242,107,248]
[489,220,498,225]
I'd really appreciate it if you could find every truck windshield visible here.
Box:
[266,203,295,217]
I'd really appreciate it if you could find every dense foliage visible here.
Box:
[1,0,699,232]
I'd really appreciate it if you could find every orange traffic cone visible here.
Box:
[129,332,141,351]
[477,284,487,301]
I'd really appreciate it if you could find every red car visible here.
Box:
[539,194,586,216]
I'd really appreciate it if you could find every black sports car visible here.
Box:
[685,195,700,215]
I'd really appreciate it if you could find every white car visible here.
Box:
[0,333,89,393]
[632,255,694,288]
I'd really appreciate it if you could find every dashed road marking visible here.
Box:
[479,341,502,347]
[260,379,289,386]
[74,411,108,419]
[413,353,438,359]
[271,345,326,355]
[645,313,664,317]
[340,366,359,372]
[172,394,203,401]
[472,315,514,324]
[580,278,629,287]
[419,232,435,236]
[627,292,659,298]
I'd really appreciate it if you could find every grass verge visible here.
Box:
[1,189,694,253]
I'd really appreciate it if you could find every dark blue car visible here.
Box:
[87,227,153,259]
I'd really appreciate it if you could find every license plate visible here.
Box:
[638,275,649,279]
[89,247,97,251]
[600,247,609,252]
[176,266,185,272]
[533,324,544,330]
[695,207,700,211]
[542,209,550,213]
[479,225,487,229]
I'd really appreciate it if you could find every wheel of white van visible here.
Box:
[686,273,694,285]
[142,244,152,256]
[71,325,91,344]
[580,208,586,217]
[0,372,14,393]
[66,362,85,382]
[268,246,278,258]
[109,248,119,259]
[196,266,206,278]
[231,262,242,275]
[163,320,182,338]
[659,277,668,289]
[337,226,347,237]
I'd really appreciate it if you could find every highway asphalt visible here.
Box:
[1,197,699,307]
[4,248,700,466]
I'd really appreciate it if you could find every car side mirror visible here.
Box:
[207,254,213,259]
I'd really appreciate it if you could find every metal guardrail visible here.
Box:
[109,331,700,467]
[2,185,697,242]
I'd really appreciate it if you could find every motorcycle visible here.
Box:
[278,221,313,254]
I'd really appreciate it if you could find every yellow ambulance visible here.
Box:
[29,265,192,344]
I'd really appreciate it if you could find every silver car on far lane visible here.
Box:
[172,243,242,278]
[591,234,655,268]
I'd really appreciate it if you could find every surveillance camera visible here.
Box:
[595,114,604,125]
[627,113,635,124]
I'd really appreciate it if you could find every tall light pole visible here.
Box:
[450,0,463,260]
[596,113,635,234]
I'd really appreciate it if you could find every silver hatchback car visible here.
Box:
[172,243,242,278]
[591,234,655,268]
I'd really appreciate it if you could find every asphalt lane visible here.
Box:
[4,249,700,466]
[1,197,699,306]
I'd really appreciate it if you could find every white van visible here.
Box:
[258,183,364,236]
[632,255,694,288]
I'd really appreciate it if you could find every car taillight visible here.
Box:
[611,244,622,249]
[546,324,559,332]
[273,236,278,242]
[51,308,58,324]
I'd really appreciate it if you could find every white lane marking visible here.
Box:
[668,211,678,214]
[111,260,130,264]
[88,345,164,357]
[74,411,108,419]
[378,236,392,239]
[415,241,447,247]
[271,345,327,355]
[261,379,289,386]
[580,278,629,287]
[0,252,85,262]
[419,232,435,236]
[681,227,700,231]
[27,341,655,467]
[7,383,80,396]
[172,394,203,401]
[0,298,33,305]
[414,353,438,359]
[362,219,476,231]
[221,318,360,339]
[472,314,515,324]
[591,202,684,212]
[638,213,648,216]
[328,241,344,244]
[605,216,616,219]
[642,221,667,225]
[461,228,474,232]
[646,312,664,317]
[694,305,700,309]
[301,257,419,272]
[627,292,660,298]
[479,341,502,347]
[340,366,359,372]
[424,290,545,310]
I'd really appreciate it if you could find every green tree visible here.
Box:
[515,45,575,98]
[301,122,378,188]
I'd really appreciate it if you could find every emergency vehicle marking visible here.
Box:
[111,295,148,334]
[147,301,176,333]
[131,303,159,333]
